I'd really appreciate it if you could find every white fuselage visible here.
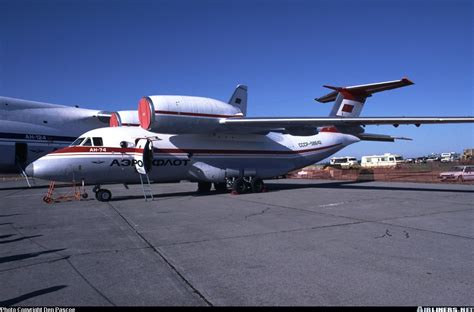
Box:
[28,126,360,184]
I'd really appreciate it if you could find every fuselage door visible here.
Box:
[15,142,28,169]
[135,139,153,174]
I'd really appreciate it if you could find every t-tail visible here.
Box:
[315,77,414,117]
[229,84,248,116]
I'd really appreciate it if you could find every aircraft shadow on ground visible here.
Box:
[109,190,227,202]
[107,180,473,201]
[265,180,474,194]
[0,285,68,306]
[112,180,473,201]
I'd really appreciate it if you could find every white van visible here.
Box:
[440,152,460,163]
[330,156,358,169]
[361,153,404,168]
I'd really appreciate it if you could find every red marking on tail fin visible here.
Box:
[342,104,354,113]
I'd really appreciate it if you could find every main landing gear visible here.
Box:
[196,177,266,195]
[231,177,265,194]
[93,185,112,202]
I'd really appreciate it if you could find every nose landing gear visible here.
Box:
[93,185,112,202]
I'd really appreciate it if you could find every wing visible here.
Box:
[218,116,474,135]
[0,96,111,124]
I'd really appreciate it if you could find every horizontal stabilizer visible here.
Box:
[356,133,413,142]
[315,78,414,103]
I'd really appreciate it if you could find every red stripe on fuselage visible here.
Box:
[50,146,144,154]
[155,110,242,119]
[48,143,342,156]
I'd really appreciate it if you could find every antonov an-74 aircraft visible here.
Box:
[25,78,474,201]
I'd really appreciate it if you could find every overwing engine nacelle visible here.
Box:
[138,87,247,134]
[110,110,140,127]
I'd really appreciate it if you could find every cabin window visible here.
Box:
[82,137,92,146]
[71,137,85,146]
[93,137,103,146]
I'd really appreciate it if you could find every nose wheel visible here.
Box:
[93,185,112,202]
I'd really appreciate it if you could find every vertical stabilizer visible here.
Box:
[229,85,248,116]
[328,91,367,117]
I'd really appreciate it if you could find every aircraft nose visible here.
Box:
[25,163,34,177]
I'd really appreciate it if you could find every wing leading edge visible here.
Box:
[217,116,474,135]
[219,116,474,127]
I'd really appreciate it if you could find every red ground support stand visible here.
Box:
[42,180,88,204]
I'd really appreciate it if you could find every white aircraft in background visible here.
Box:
[0,96,146,173]
[0,97,110,173]
[25,78,474,201]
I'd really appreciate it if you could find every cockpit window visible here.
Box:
[71,137,85,146]
[93,137,103,146]
[82,137,92,146]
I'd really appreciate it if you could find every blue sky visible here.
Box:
[1,0,472,158]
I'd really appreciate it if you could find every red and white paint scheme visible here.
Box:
[26,78,474,201]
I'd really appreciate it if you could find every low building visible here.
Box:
[462,149,474,161]
[361,153,404,168]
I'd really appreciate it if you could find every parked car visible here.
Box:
[415,157,427,164]
[426,154,441,162]
[439,165,474,182]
